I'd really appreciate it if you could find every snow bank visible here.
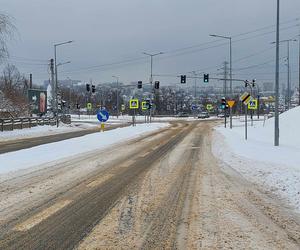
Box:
[0,123,92,141]
[0,123,169,176]
[213,107,300,211]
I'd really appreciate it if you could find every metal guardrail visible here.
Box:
[0,115,71,132]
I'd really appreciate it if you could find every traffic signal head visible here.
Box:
[92,85,96,93]
[137,81,142,89]
[154,81,160,89]
[221,97,226,109]
[86,84,90,92]
[204,74,209,83]
[180,75,186,84]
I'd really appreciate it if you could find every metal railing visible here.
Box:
[0,115,71,132]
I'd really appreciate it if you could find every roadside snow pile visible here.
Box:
[0,123,90,141]
[213,106,300,211]
[0,123,169,176]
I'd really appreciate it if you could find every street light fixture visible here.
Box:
[112,75,119,118]
[271,39,297,110]
[56,61,71,67]
[54,40,73,127]
[210,34,232,97]
[143,52,163,122]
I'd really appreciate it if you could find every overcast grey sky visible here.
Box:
[1,0,300,87]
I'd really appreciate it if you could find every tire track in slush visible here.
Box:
[0,123,195,249]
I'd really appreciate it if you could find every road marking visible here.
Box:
[140,151,151,157]
[14,200,72,231]
[87,174,114,188]
[118,159,136,168]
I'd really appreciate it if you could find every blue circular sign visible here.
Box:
[97,109,109,122]
[191,105,198,110]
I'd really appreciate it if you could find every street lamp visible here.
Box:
[56,61,71,67]
[143,52,164,88]
[54,40,73,127]
[143,52,163,122]
[275,0,280,146]
[210,34,232,97]
[271,39,297,110]
[112,75,119,118]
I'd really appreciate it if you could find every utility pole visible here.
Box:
[143,52,163,122]
[210,34,232,96]
[287,40,291,110]
[275,0,280,146]
[112,76,119,118]
[298,27,300,106]
[50,59,55,115]
[29,74,32,89]
[223,61,229,98]
[193,71,197,99]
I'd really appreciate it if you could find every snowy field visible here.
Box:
[0,123,169,178]
[213,107,300,211]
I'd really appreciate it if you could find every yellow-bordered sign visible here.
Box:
[227,100,235,108]
[240,92,252,105]
[248,99,258,110]
[87,103,92,110]
[129,99,139,109]
[206,104,213,110]
[141,101,148,110]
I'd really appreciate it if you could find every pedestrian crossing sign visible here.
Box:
[248,99,258,110]
[129,99,139,109]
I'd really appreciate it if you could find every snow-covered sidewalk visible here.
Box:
[0,123,169,177]
[212,107,300,211]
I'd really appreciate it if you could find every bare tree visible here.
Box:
[0,64,29,117]
[0,13,16,62]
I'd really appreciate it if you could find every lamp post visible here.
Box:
[210,34,232,96]
[54,40,73,127]
[112,76,119,118]
[271,38,297,110]
[143,52,163,122]
[275,0,280,146]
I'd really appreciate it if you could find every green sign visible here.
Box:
[206,104,213,110]
[87,103,92,110]
[28,89,47,114]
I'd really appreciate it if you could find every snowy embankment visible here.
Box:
[0,123,96,142]
[0,123,169,177]
[213,107,300,211]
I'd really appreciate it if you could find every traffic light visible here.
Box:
[252,79,256,87]
[76,103,80,109]
[86,84,90,92]
[204,74,209,83]
[180,75,186,84]
[154,81,160,89]
[146,100,152,109]
[92,85,96,93]
[137,81,142,89]
[221,97,226,109]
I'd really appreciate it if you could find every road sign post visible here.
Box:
[227,100,235,129]
[240,92,253,140]
[248,99,258,126]
[97,109,109,132]
[129,99,139,126]
[245,106,248,140]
